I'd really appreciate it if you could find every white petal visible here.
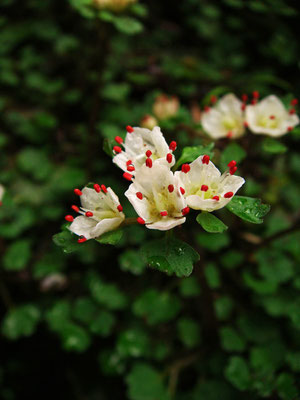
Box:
[201,109,228,139]
[220,174,245,195]
[147,217,186,231]
[113,152,130,173]
[186,195,225,211]
[90,217,124,238]
[125,184,154,222]
[217,93,243,115]
[0,184,4,201]
[80,187,105,210]
[69,216,98,240]
[149,126,169,156]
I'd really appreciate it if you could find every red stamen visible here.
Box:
[65,215,74,222]
[146,158,153,168]
[243,121,249,128]
[115,136,123,144]
[146,150,152,157]
[168,185,174,193]
[212,196,219,201]
[78,237,87,243]
[204,105,210,112]
[251,99,257,105]
[136,192,143,199]
[94,183,101,193]
[241,103,246,111]
[229,166,237,175]
[269,115,275,120]
[242,94,248,102]
[201,185,208,192]
[224,192,233,198]
[123,172,133,181]
[160,211,168,216]
[287,126,293,132]
[180,187,185,195]
[289,109,295,115]
[137,217,145,225]
[210,95,217,104]
[181,164,190,173]
[126,125,134,133]
[71,205,79,213]
[291,98,298,106]
[166,153,173,163]
[252,91,259,99]
[101,185,107,193]
[117,205,123,212]
[182,207,190,216]
[86,211,93,217]
[127,165,135,172]
[169,141,177,151]
[126,160,132,166]
[113,146,122,154]
[202,155,210,164]
[227,131,233,138]
[74,188,82,196]
[227,160,236,168]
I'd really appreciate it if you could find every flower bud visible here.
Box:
[140,114,158,130]
[153,95,179,120]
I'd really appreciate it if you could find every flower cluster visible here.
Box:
[201,93,299,139]
[66,126,245,242]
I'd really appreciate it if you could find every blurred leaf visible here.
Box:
[2,305,40,339]
[262,138,287,154]
[225,356,251,390]
[117,329,150,358]
[177,317,201,348]
[220,326,246,352]
[113,17,144,35]
[3,239,31,271]
[220,143,246,170]
[174,143,214,170]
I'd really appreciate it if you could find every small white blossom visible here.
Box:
[201,93,245,139]
[68,185,125,241]
[153,95,179,120]
[175,155,245,212]
[245,95,299,137]
[125,163,188,231]
[113,126,176,175]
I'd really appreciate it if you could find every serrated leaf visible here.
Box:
[141,237,199,277]
[96,229,123,245]
[226,196,270,224]
[174,143,214,170]
[197,212,228,233]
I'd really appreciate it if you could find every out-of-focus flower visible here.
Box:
[39,274,67,292]
[0,184,5,206]
[175,155,245,212]
[140,114,158,130]
[153,95,180,120]
[125,163,188,230]
[113,126,176,176]
[67,186,125,242]
[201,93,245,139]
[245,95,299,137]
[92,0,136,12]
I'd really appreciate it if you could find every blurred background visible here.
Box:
[1,0,300,399]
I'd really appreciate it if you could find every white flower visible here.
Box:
[113,126,176,176]
[201,93,245,139]
[175,155,245,212]
[0,184,4,204]
[245,95,299,137]
[125,163,188,231]
[67,185,125,241]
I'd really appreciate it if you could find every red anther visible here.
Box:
[202,155,210,164]
[269,115,275,120]
[289,109,296,115]
[65,215,74,222]
[146,150,152,157]
[113,146,122,154]
[166,153,173,163]
[127,165,135,172]
[212,196,219,201]
[252,91,259,99]
[136,192,143,199]
[94,183,101,193]
[169,141,177,151]
[146,158,153,168]
[126,125,134,133]
[78,237,87,243]
[182,207,190,216]
[241,103,246,111]
[229,166,237,175]
[117,205,123,212]
[85,211,93,217]
[224,192,234,198]
[291,98,298,106]
[160,211,168,216]
[201,185,208,192]
[115,136,123,144]
[251,99,257,105]
[210,95,217,104]
[137,217,145,225]
[204,105,210,112]
[168,184,174,193]
[71,205,80,213]
[123,172,133,181]
[180,187,185,195]
[242,94,248,102]
[74,188,82,196]
[288,126,293,132]
[243,121,249,128]
[126,160,132,166]
[227,131,233,138]
[227,160,236,168]
[181,164,190,173]
[101,185,107,193]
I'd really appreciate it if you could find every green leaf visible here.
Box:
[88,276,128,310]
[141,237,199,277]
[220,142,246,170]
[96,229,123,245]
[117,328,150,358]
[196,232,230,252]
[173,143,214,170]
[113,17,144,35]
[53,230,81,253]
[276,373,299,400]
[90,311,116,337]
[2,304,41,339]
[220,326,246,352]
[179,276,201,297]
[126,363,169,400]
[215,296,234,321]
[197,212,228,233]
[60,322,91,352]
[3,239,31,271]
[262,138,287,154]
[225,356,251,390]
[226,196,270,224]
[204,263,221,289]
[177,318,201,348]
[119,249,147,275]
